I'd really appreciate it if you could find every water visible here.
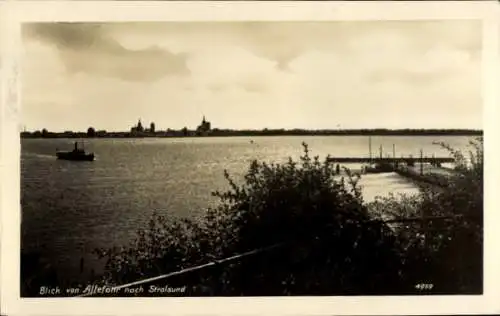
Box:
[21,135,473,281]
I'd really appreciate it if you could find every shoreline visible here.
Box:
[21,130,483,139]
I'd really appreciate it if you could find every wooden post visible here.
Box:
[420,149,424,175]
[368,136,372,162]
[379,145,383,159]
[392,144,396,169]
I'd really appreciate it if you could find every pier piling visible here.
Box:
[420,149,424,176]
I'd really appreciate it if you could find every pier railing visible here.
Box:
[78,242,288,297]
[326,157,454,164]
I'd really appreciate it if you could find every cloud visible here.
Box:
[185,44,276,94]
[207,82,226,93]
[219,21,481,72]
[22,21,482,131]
[23,23,190,81]
[206,79,268,94]
[238,80,268,93]
[102,21,481,74]
[365,47,477,85]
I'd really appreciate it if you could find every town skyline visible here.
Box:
[21,113,482,139]
[22,21,482,132]
[21,115,483,135]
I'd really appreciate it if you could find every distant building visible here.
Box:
[130,119,145,134]
[196,115,211,135]
[150,122,155,133]
[137,119,144,132]
[62,130,74,138]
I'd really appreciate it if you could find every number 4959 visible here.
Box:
[415,283,434,290]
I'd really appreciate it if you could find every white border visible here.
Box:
[1,1,500,316]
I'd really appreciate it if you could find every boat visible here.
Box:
[363,161,394,174]
[56,142,95,161]
[362,139,395,174]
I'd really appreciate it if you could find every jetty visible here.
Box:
[326,157,454,164]
[327,137,454,165]
[327,156,454,187]
[394,165,452,187]
[326,138,455,187]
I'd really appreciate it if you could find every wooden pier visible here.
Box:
[326,140,455,186]
[327,138,455,166]
[326,157,454,164]
[393,165,451,187]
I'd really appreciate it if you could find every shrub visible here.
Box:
[94,213,211,287]
[95,139,483,295]
[367,137,483,294]
[206,142,404,295]
[96,143,405,295]
[21,251,60,297]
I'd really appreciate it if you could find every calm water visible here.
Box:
[21,135,472,280]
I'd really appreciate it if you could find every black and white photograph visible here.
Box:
[1,1,499,315]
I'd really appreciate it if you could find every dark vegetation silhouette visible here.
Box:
[21,138,483,296]
[87,127,96,137]
[368,137,483,294]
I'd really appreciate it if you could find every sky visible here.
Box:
[21,21,482,132]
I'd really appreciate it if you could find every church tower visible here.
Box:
[137,119,144,132]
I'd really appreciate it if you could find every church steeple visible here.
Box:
[197,114,211,135]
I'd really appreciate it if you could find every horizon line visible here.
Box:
[20,127,484,134]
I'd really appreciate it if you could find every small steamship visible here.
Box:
[56,142,95,161]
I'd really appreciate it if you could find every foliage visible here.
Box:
[87,127,96,137]
[367,136,483,293]
[92,138,483,295]
[95,142,405,295]
[93,213,210,287]
[205,143,404,295]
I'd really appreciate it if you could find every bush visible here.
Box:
[95,139,483,295]
[96,143,405,295]
[21,251,59,297]
[367,137,483,294]
[207,143,405,295]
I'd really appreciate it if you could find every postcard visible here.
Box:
[1,1,499,315]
